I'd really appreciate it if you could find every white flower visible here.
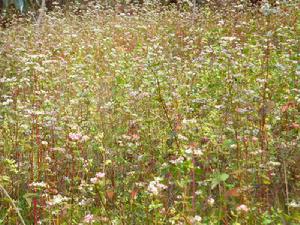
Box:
[267,161,281,167]
[195,190,202,195]
[47,194,69,206]
[185,148,193,155]
[29,182,48,188]
[170,156,184,165]
[147,177,167,195]
[182,118,197,125]
[194,148,203,156]
[191,215,202,224]
[90,177,98,184]
[148,181,159,195]
[218,20,225,26]
[79,199,88,206]
[236,204,249,213]
[178,134,188,141]
[221,36,236,41]
[207,197,215,206]
[2,99,13,106]
[256,78,267,83]
[230,144,237,149]
[288,200,300,208]
[185,148,203,156]
[41,141,48,146]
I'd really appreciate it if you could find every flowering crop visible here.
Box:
[0,1,299,224]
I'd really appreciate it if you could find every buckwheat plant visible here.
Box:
[0,0,299,224]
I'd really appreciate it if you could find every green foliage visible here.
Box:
[211,173,229,189]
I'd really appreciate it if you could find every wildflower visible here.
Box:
[288,200,300,208]
[47,194,69,206]
[79,199,87,206]
[2,99,13,106]
[215,104,225,110]
[191,215,202,224]
[45,156,52,162]
[147,177,167,195]
[176,195,183,199]
[68,132,82,141]
[170,156,184,165]
[29,182,48,188]
[221,36,236,42]
[90,177,98,184]
[41,141,48,146]
[218,20,225,26]
[267,161,281,167]
[256,78,267,83]
[178,134,188,141]
[185,148,203,156]
[185,147,193,155]
[230,144,237,149]
[194,148,203,156]
[236,204,249,213]
[207,197,215,206]
[195,190,202,195]
[90,172,105,184]
[83,214,95,224]
[182,118,197,126]
[96,172,105,178]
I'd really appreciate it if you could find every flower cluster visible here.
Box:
[147,177,168,195]
[90,172,105,184]
[236,204,249,213]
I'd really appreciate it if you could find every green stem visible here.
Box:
[0,184,26,225]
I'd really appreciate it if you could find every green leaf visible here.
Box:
[211,179,219,190]
[219,173,229,182]
[149,202,163,211]
[211,173,229,189]
[0,176,10,183]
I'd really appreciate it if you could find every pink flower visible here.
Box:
[83,214,94,223]
[236,204,249,213]
[96,172,105,178]
[90,172,105,184]
[68,133,82,141]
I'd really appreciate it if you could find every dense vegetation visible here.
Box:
[0,1,299,224]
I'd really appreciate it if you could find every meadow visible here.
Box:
[0,1,299,224]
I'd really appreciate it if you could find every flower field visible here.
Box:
[0,1,299,224]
